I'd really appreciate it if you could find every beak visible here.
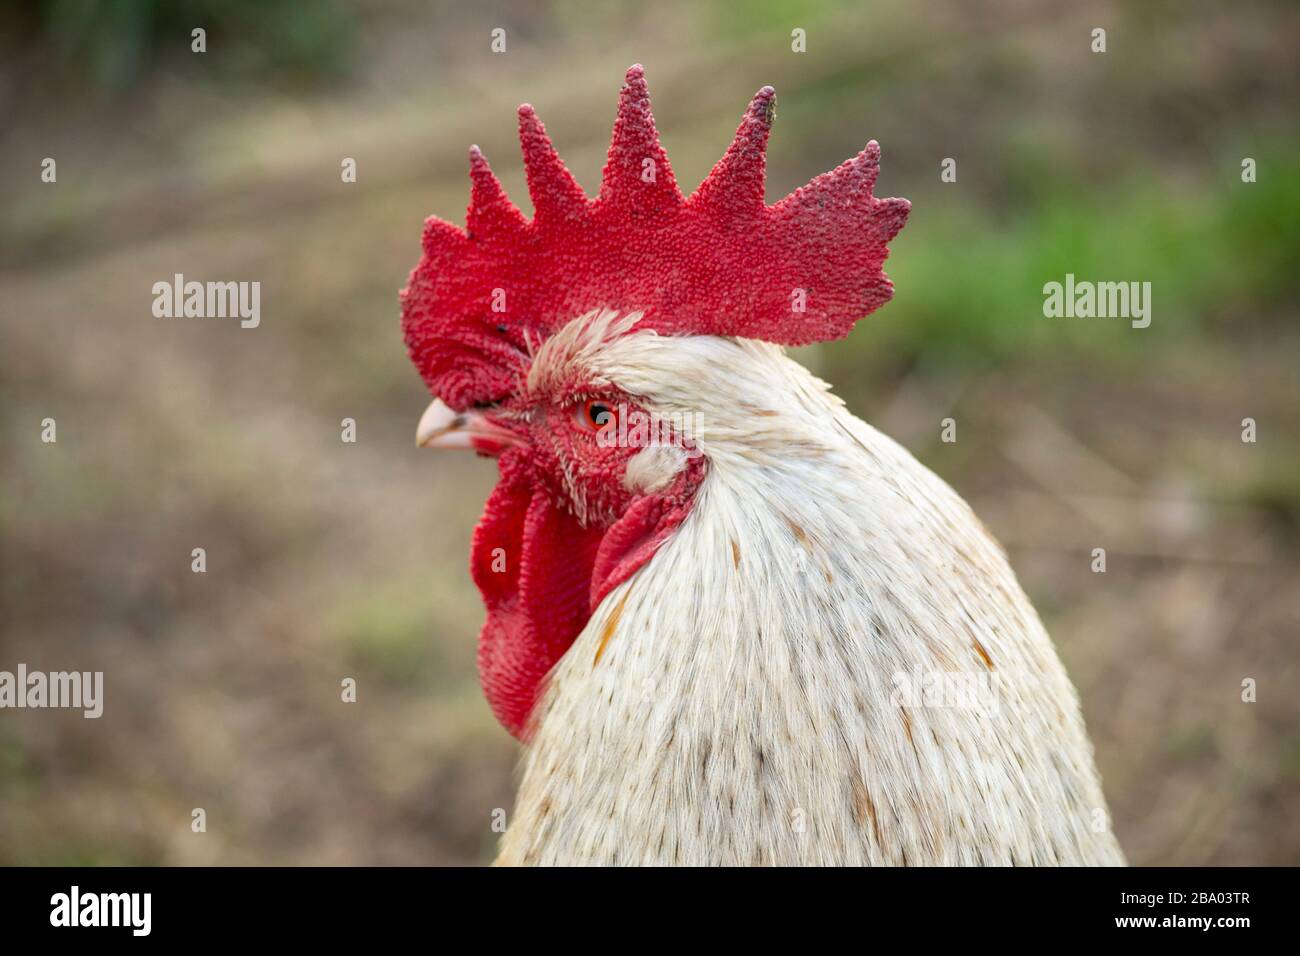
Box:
[416,398,520,456]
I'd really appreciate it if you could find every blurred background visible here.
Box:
[1,0,1297,865]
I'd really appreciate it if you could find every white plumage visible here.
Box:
[495,311,1124,866]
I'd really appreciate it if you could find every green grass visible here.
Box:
[852,140,1300,369]
[10,0,354,89]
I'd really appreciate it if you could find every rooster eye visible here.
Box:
[579,399,615,430]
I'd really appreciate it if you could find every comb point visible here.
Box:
[403,67,909,406]
[517,103,589,223]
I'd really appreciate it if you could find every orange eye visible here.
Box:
[579,399,615,430]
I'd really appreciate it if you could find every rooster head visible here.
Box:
[401,64,908,738]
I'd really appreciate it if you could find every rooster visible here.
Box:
[401,65,1124,866]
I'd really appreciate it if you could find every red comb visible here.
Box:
[401,64,909,409]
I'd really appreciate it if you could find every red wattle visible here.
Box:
[470,450,603,738]
[590,493,685,611]
[468,449,702,739]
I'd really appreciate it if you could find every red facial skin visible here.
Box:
[466,386,704,739]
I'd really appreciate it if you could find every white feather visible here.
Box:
[497,317,1125,866]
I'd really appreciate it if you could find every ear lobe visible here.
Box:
[622,443,688,495]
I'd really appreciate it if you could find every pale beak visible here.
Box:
[416,398,520,456]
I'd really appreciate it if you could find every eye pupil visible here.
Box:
[584,400,613,428]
